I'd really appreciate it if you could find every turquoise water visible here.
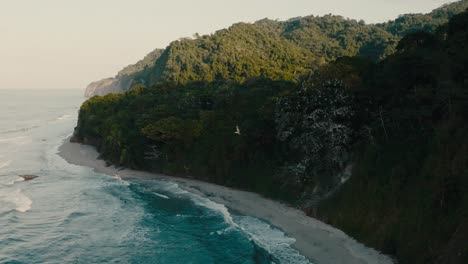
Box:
[0,89,311,264]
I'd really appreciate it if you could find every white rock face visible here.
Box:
[84,47,164,98]
[84,78,134,97]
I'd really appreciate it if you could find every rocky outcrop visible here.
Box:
[84,78,113,97]
[84,77,134,97]
[19,175,39,181]
[84,48,164,98]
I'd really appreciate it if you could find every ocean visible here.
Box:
[0,89,311,264]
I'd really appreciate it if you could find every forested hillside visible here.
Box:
[317,10,468,263]
[74,2,468,263]
[84,49,164,97]
[85,0,468,97]
[378,0,468,36]
[138,16,395,85]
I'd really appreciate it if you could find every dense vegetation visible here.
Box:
[378,0,468,36]
[117,17,398,86]
[76,79,293,197]
[91,0,467,97]
[75,2,468,263]
[317,10,468,263]
[116,48,164,79]
[120,17,397,86]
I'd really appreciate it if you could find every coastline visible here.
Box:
[58,139,394,264]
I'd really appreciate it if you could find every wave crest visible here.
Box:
[0,136,30,146]
[235,216,312,264]
[56,114,72,121]
[0,188,32,213]
[0,160,12,169]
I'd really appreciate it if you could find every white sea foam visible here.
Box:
[0,188,32,213]
[113,178,131,187]
[14,189,32,212]
[343,236,394,264]
[189,194,236,226]
[0,160,12,169]
[0,136,30,146]
[13,177,25,184]
[160,181,311,263]
[120,180,131,187]
[159,182,189,195]
[0,175,25,186]
[109,173,131,186]
[56,114,72,121]
[158,181,235,225]
[154,192,170,199]
[235,216,312,264]
[0,125,41,135]
[7,176,25,186]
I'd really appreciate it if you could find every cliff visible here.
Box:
[84,48,164,97]
[84,77,133,98]
[84,1,468,98]
[74,5,468,263]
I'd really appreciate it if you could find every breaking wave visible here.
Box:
[0,125,41,135]
[156,181,312,263]
[56,114,72,121]
[0,160,12,169]
[0,188,32,213]
[235,216,312,264]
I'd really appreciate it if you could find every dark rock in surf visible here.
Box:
[19,175,39,181]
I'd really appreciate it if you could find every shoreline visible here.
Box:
[58,140,394,264]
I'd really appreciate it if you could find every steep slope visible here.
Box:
[116,48,164,79]
[74,7,468,263]
[279,15,397,60]
[84,77,134,97]
[84,0,467,97]
[146,23,314,84]
[317,10,468,264]
[378,0,468,36]
[141,17,398,86]
[84,78,114,97]
[84,48,163,98]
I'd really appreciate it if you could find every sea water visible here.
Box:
[0,89,311,264]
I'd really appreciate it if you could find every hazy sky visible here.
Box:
[0,0,455,89]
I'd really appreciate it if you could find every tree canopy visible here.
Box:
[75,4,468,264]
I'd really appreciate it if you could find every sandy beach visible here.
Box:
[58,140,394,264]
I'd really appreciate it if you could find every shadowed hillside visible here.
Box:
[75,2,468,263]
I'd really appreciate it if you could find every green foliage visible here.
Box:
[142,117,202,144]
[275,77,355,202]
[378,0,468,36]
[96,1,467,97]
[140,16,401,85]
[117,48,164,79]
[148,23,314,84]
[74,4,468,263]
[280,15,398,61]
[318,10,468,264]
[74,79,294,194]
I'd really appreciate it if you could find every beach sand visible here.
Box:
[58,140,394,264]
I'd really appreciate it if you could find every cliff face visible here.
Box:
[84,77,134,98]
[84,48,164,97]
[75,4,468,263]
[83,1,468,98]
[84,78,113,97]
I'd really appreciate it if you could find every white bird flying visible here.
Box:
[234,125,241,135]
